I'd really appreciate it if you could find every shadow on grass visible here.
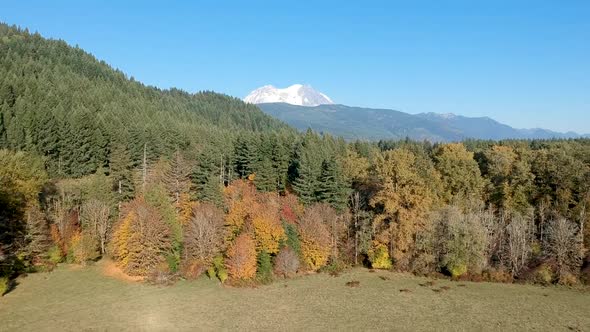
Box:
[1,278,19,297]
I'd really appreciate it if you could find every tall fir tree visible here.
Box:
[317,157,350,211]
[109,143,135,202]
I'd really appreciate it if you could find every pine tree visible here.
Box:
[164,150,192,205]
[292,149,320,205]
[256,250,273,284]
[201,172,223,207]
[36,110,61,175]
[109,143,135,202]
[317,158,349,211]
[234,134,257,178]
[271,132,291,193]
[254,156,275,192]
[90,127,109,171]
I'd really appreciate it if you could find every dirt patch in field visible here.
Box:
[346,281,360,287]
[100,259,144,282]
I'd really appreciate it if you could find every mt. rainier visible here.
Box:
[244,84,333,107]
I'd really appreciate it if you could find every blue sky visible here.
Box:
[2,0,589,133]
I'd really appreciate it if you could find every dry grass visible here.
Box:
[1,265,589,331]
[100,259,144,283]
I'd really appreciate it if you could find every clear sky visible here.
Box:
[2,0,589,133]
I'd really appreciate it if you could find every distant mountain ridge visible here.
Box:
[257,103,586,142]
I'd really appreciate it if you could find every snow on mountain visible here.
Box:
[244,84,334,107]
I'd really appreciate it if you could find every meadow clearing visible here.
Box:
[1,261,589,331]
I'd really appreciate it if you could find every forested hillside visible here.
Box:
[0,23,290,178]
[1,23,590,295]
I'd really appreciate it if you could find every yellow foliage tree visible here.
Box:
[110,198,172,276]
[251,192,284,254]
[340,147,370,183]
[111,211,134,268]
[434,143,485,205]
[297,206,332,270]
[368,241,392,269]
[252,210,285,255]
[371,148,440,270]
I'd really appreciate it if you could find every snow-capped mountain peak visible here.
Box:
[244,84,334,107]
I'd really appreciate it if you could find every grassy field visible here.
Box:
[1,261,589,331]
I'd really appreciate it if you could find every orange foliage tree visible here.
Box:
[224,181,285,256]
[224,180,258,240]
[225,233,257,280]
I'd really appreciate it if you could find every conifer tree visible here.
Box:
[292,149,320,205]
[234,135,257,178]
[109,143,135,202]
[317,158,349,211]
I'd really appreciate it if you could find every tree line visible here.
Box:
[2,136,589,291]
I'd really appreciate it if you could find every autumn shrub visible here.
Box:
[217,269,228,283]
[207,266,216,279]
[484,268,513,283]
[532,263,554,285]
[256,250,273,284]
[320,259,347,276]
[46,245,63,265]
[558,272,578,286]
[225,233,257,280]
[207,255,228,283]
[180,259,207,280]
[147,262,177,286]
[0,277,9,296]
[447,263,468,279]
[273,246,300,278]
[166,251,181,273]
[368,242,392,270]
